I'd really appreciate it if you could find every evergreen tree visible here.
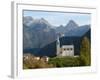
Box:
[80,37,91,66]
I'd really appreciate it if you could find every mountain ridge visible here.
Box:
[23,16,90,51]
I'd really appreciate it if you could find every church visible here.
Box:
[56,35,74,57]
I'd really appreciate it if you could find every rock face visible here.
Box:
[65,25,90,37]
[23,17,57,49]
[55,20,79,34]
[65,20,79,31]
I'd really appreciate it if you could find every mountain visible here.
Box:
[23,16,51,28]
[55,20,78,34]
[23,16,34,26]
[55,25,65,34]
[65,25,90,37]
[23,16,57,49]
[23,17,91,57]
[64,20,78,31]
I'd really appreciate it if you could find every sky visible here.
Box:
[23,10,91,26]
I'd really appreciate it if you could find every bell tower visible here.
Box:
[56,35,60,56]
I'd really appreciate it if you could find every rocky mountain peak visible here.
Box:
[65,20,79,29]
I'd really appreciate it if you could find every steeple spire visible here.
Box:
[56,35,60,56]
[57,36,60,44]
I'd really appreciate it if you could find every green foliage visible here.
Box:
[23,36,91,69]
[80,37,91,66]
[48,56,80,67]
[49,37,91,67]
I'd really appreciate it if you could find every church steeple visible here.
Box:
[57,36,60,44]
[56,35,60,56]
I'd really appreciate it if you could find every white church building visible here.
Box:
[56,36,74,57]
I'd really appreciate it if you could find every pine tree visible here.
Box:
[80,37,91,66]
